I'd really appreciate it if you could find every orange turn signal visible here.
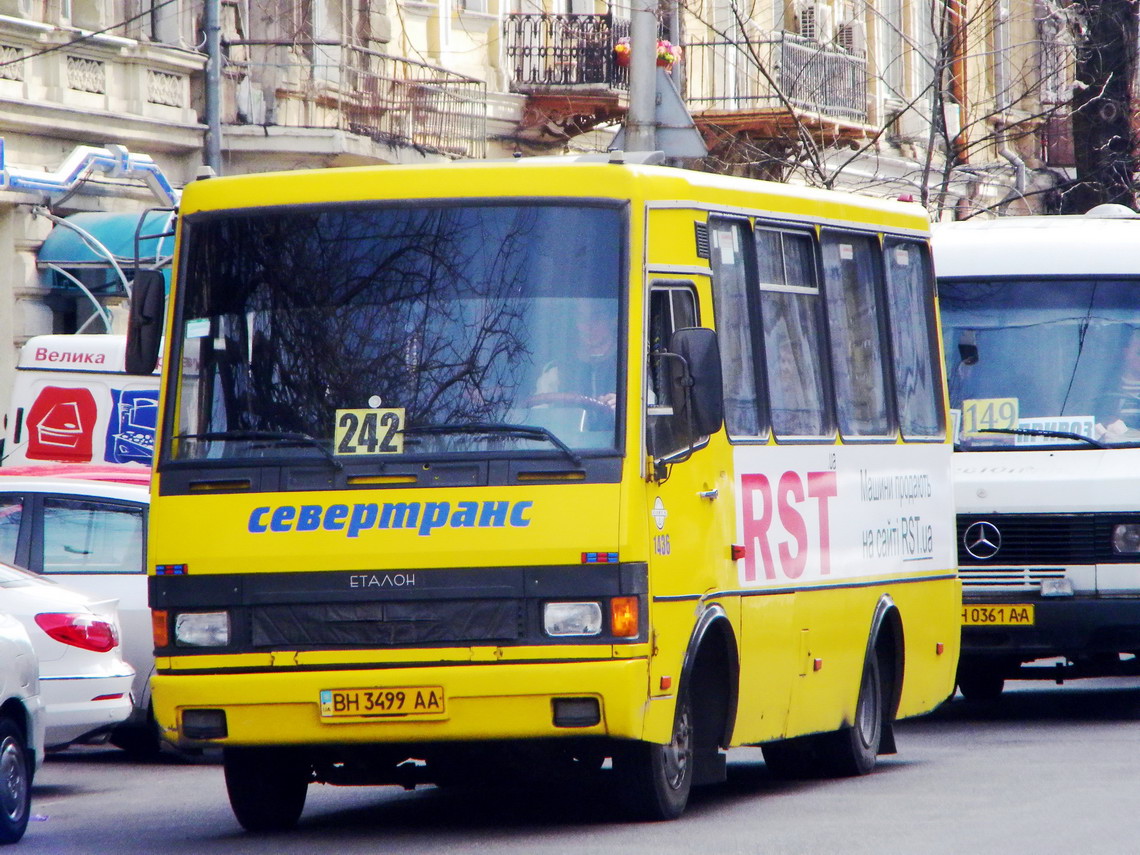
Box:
[152,609,170,648]
[611,596,639,638]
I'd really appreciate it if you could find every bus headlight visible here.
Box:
[174,611,230,647]
[544,602,603,637]
[1113,523,1140,554]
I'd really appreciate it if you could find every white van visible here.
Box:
[933,206,1140,699]
[1,334,158,470]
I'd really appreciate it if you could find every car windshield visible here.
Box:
[164,202,625,465]
[939,277,1140,449]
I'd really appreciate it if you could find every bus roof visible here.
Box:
[932,209,1140,278]
[179,157,931,235]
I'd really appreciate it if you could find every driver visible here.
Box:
[1096,327,1140,439]
[534,299,618,414]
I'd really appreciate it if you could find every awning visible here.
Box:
[37,210,174,268]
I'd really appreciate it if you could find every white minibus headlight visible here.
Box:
[544,602,603,637]
[1112,523,1140,554]
[174,611,230,647]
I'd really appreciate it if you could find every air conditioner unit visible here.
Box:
[796,2,834,42]
[892,108,929,143]
[836,20,866,53]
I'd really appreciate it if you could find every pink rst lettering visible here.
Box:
[777,471,807,579]
[740,473,775,581]
[807,471,838,575]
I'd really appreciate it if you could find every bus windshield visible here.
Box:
[165,202,625,464]
[940,277,1140,449]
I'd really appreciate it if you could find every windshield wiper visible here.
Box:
[173,430,344,469]
[403,423,582,466]
[977,428,1105,449]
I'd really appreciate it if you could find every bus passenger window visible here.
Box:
[884,239,944,438]
[821,232,890,437]
[756,229,831,438]
[709,220,764,438]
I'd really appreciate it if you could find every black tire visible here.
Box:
[223,746,310,832]
[109,710,162,760]
[0,718,31,844]
[761,736,824,779]
[615,691,694,821]
[824,649,884,777]
[957,665,1005,702]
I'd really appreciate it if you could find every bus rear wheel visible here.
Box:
[824,649,884,777]
[223,746,310,832]
[615,690,693,821]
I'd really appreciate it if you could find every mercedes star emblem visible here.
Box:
[963,520,1001,560]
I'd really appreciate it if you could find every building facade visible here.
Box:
[0,0,1078,401]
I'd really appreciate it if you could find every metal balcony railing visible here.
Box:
[222,42,488,158]
[685,32,867,122]
[505,13,630,90]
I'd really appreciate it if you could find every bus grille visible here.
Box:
[251,600,523,647]
[956,514,1140,577]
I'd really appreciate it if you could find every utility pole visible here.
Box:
[204,0,223,175]
[624,0,658,152]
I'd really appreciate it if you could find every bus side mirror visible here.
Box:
[670,327,724,438]
[125,269,166,375]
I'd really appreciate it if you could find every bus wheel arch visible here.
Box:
[678,605,740,755]
[868,595,904,756]
[828,595,903,776]
[614,604,739,820]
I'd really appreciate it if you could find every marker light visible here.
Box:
[610,596,639,637]
[544,602,603,636]
[152,609,169,648]
[174,611,230,647]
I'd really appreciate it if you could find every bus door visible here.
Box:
[644,279,737,706]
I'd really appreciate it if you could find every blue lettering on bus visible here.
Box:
[248,500,535,536]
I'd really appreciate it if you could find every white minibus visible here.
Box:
[934,205,1140,699]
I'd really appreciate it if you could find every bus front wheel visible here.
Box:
[614,690,693,821]
[223,746,310,832]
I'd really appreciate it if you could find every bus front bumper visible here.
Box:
[152,656,659,749]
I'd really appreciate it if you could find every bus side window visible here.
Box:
[647,284,698,458]
[756,228,832,439]
[884,239,944,439]
[709,219,765,439]
[820,230,891,438]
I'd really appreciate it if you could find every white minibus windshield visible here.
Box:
[939,276,1140,449]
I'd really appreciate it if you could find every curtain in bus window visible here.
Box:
[709,221,763,437]
[0,497,21,566]
[41,498,145,574]
[821,231,890,436]
[884,239,942,438]
[756,229,829,438]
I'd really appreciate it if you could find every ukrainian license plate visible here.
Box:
[961,604,1035,626]
[319,686,446,719]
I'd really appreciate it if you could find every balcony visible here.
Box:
[685,32,870,148]
[504,15,870,151]
[221,42,488,160]
[505,13,630,142]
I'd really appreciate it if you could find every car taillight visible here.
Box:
[34,613,119,653]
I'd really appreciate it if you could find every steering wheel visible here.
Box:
[522,392,615,419]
